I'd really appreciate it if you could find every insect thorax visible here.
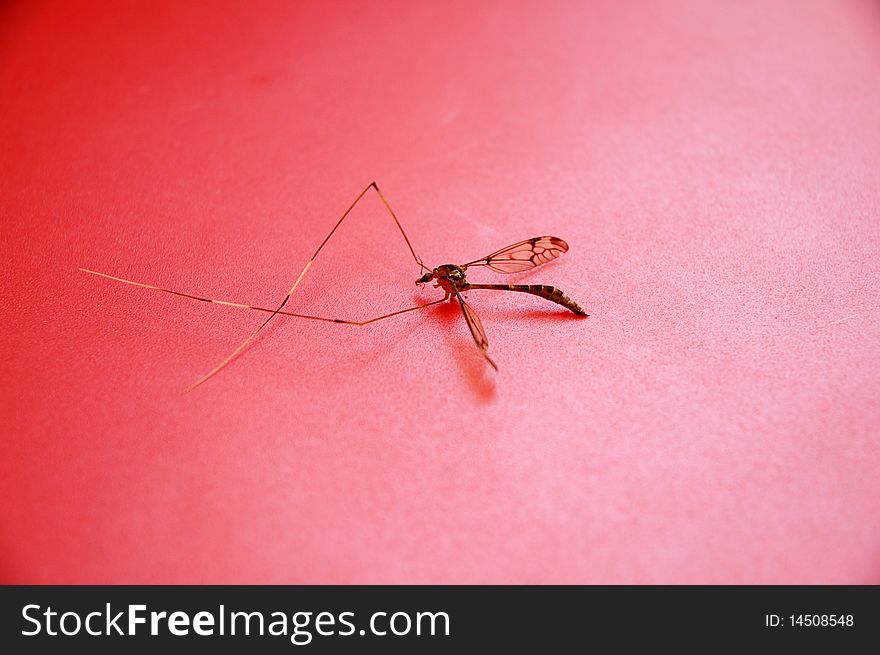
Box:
[434,264,467,294]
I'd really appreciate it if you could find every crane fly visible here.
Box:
[414,236,587,370]
[80,182,588,389]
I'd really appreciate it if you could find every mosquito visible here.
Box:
[80,182,587,389]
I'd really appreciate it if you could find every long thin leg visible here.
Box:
[80,182,430,391]
[186,181,427,391]
[371,182,431,274]
[79,267,444,324]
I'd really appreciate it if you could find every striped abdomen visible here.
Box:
[463,284,588,316]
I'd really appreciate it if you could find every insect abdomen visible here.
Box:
[465,283,587,315]
[517,285,587,315]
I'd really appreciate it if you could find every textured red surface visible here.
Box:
[2,0,879,583]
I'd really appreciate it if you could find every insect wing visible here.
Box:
[463,236,569,274]
[456,293,498,370]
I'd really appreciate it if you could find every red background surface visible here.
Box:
[2,0,879,583]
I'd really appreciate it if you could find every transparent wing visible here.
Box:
[463,236,569,274]
[456,292,498,370]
